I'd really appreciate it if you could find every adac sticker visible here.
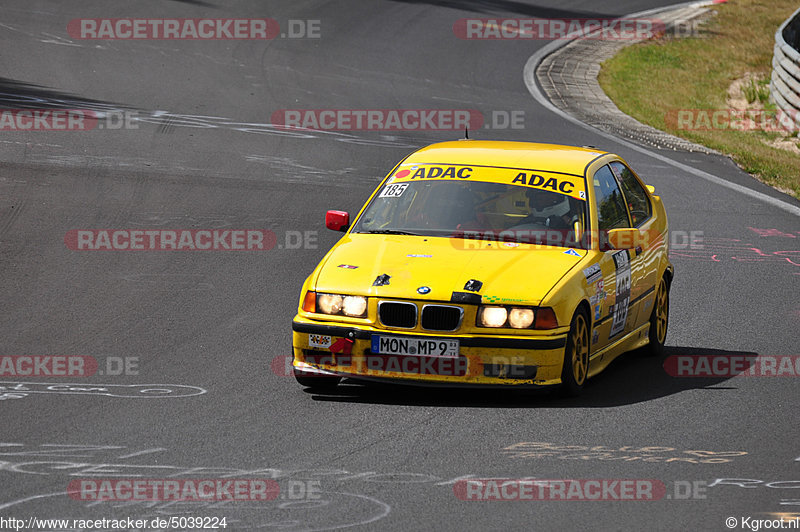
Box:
[564,248,581,257]
[393,166,473,180]
[510,172,582,199]
[389,164,585,200]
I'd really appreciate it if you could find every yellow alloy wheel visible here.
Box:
[561,309,590,395]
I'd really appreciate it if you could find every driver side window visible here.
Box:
[610,161,651,227]
[593,165,629,231]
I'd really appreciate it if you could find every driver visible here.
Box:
[525,188,572,228]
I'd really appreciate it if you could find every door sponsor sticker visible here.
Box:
[583,264,602,284]
[609,250,631,338]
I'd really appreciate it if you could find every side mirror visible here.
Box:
[572,219,584,245]
[325,210,350,232]
[646,185,656,194]
[607,228,644,250]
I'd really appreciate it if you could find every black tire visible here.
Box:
[294,369,341,390]
[644,275,669,357]
[560,308,590,396]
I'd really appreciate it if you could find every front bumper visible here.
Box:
[291,318,568,386]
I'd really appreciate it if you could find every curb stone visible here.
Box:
[535,4,718,154]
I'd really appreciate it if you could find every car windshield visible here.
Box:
[352,179,589,248]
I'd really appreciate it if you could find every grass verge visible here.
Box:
[598,0,800,199]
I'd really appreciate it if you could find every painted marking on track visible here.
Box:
[0,382,206,399]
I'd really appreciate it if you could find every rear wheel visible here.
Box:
[644,275,669,357]
[560,308,590,396]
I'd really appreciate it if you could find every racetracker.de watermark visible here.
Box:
[454,479,711,501]
[63,229,269,251]
[65,229,318,251]
[0,110,148,131]
[280,355,469,377]
[67,19,282,40]
[0,109,96,131]
[67,479,280,501]
[665,109,799,132]
[449,229,702,251]
[664,355,800,377]
[453,18,666,40]
[271,109,489,131]
[453,479,667,500]
[0,356,139,377]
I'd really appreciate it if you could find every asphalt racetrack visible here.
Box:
[1,1,799,530]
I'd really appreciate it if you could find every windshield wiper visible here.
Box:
[360,229,420,235]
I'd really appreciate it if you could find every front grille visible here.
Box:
[378,301,417,328]
[421,305,463,331]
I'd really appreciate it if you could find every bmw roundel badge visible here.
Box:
[417,286,431,294]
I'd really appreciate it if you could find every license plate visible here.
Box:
[371,335,459,357]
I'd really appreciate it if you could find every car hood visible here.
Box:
[314,234,586,305]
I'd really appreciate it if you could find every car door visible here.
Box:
[609,161,657,332]
[589,164,647,352]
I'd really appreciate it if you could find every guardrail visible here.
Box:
[770,7,800,131]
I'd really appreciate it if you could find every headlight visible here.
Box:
[315,293,367,318]
[508,308,534,328]
[342,295,367,317]
[477,305,558,329]
[478,306,507,327]
[317,293,343,314]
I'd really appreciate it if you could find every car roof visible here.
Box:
[404,140,609,177]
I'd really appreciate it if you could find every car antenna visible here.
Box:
[465,127,469,139]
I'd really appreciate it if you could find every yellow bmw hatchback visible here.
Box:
[291,140,672,395]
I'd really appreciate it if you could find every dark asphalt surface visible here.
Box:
[0,1,798,530]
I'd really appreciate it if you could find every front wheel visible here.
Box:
[560,308,590,396]
[644,275,669,357]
